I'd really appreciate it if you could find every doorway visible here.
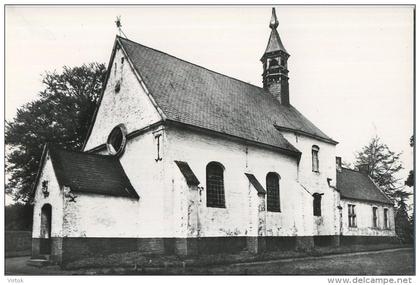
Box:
[40,204,52,255]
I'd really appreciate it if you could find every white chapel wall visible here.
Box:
[62,193,139,238]
[340,199,396,237]
[84,44,162,151]
[91,126,169,238]
[165,126,315,238]
[32,153,64,238]
[281,132,341,237]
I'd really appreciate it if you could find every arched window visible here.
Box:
[313,193,322,216]
[206,162,225,208]
[312,145,320,172]
[266,172,280,212]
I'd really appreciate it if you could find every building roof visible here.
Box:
[116,37,336,156]
[264,28,288,56]
[46,145,139,199]
[174,160,200,186]
[336,168,393,205]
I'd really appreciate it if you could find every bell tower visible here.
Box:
[261,8,290,106]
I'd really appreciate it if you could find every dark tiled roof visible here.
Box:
[245,173,266,194]
[48,146,139,199]
[336,168,393,205]
[174,160,200,186]
[117,37,336,155]
[264,29,288,55]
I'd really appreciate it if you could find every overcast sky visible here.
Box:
[5,5,414,184]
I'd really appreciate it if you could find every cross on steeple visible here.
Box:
[115,16,128,38]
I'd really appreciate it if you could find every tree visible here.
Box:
[405,135,414,187]
[394,190,413,243]
[354,136,403,198]
[5,203,33,230]
[354,136,413,243]
[6,63,106,203]
[397,135,414,243]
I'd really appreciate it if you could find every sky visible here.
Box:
[5,5,414,201]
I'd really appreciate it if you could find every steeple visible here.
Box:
[261,8,290,106]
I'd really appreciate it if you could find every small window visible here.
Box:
[266,172,280,212]
[372,207,378,228]
[313,193,322,216]
[268,58,279,67]
[106,124,127,156]
[280,58,286,66]
[384,208,390,229]
[206,162,225,208]
[348,204,357,227]
[312,145,320,172]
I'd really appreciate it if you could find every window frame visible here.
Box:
[206,162,226,208]
[372,206,378,228]
[348,204,357,227]
[313,193,322,217]
[106,124,127,156]
[384,208,390,229]
[266,172,281,212]
[312,145,320,173]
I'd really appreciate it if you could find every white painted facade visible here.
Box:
[165,127,340,238]
[32,153,64,239]
[33,35,396,253]
[32,151,140,239]
[84,46,162,151]
[340,199,395,237]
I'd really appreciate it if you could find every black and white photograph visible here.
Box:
[3,3,415,279]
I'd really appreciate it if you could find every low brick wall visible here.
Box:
[5,231,32,257]
[340,235,399,246]
[34,235,401,265]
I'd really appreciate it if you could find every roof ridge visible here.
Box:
[340,167,361,173]
[117,36,272,95]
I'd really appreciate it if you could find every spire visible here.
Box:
[263,8,288,56]
[261,8,290,106]
[269,7,279,29]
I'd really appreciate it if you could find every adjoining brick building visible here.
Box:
[31,8,396,264]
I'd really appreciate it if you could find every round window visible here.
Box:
[106,124,127,156]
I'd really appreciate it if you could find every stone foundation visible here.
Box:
[314,235,339,247]
[32,237,63,264]
[340,235,399,246]
[30,235,398,265]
